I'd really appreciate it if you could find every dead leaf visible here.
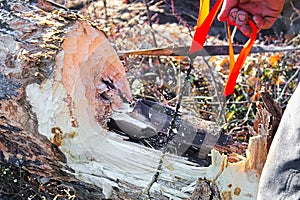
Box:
[269,53,281,67]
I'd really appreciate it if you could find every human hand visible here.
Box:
[218,0,285,35]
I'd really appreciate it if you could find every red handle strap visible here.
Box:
[190,0,258,96]
[189,0,224,54]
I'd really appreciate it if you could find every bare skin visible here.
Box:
[218,0,285,35]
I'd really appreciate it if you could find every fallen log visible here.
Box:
[0,0,273,199]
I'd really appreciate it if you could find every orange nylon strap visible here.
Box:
[197,0,210,26]
[226,21,235,72]
[190,0,258,96]
[224,20,258,96]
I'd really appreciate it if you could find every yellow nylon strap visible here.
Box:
[197,0,210,27]
[226,21,235,72]
[190,0,223,54]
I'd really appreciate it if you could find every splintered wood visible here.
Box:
[28,20,268,200]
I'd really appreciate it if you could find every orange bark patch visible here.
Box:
[56,21,131,123]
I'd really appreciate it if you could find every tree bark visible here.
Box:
[0,0,109,198]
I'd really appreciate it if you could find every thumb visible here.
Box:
[218,0,238,21]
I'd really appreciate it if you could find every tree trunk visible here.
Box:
[0,1,270,199]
